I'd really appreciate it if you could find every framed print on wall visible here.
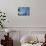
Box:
[15,0,32,27]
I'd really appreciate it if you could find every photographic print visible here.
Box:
[18,7,30,16]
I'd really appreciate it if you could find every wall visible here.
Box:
[0,0,46,27]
